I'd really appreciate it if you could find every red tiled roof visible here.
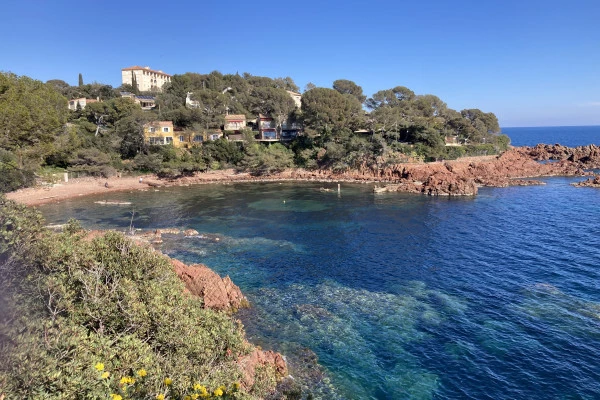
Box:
[122,66,172,77]
[225,114,246,120]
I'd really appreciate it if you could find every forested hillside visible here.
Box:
[0,71,509,192]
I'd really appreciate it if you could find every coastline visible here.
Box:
[6,144,600,206]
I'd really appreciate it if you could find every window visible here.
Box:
[165,137,173,144]
[193,135,203,142]
[149,127,156,133]
[149,137,164,145]
[179,135,184,142]
[162,127,169,132]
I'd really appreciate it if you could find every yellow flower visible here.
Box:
[213,387,224,397]
[101,372,110,379]
[137,369,147,378]
[232,382,240,391]
[120,376,135,385]
[191,394,199,400]
[156,395,165,400]
[110,394,122,400]
[164,377,173,386]
[193,383,202,391]
[184,396,191,400]
[94,362,105,371]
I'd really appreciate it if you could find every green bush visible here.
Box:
[0,197,277,399]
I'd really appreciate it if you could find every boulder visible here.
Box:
[171,259,248,311]
[237,348,287,389]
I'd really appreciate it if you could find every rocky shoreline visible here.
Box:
[142,144,599,196]
[571,175,600,188]
[7,144,600,205]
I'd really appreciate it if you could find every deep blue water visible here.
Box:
[37,127,600,399]
[504,125,600,147]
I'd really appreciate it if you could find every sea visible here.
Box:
[37,126,600,399]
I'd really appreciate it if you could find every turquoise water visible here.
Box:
[37,127,600,399]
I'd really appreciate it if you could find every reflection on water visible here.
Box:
[38,179,600,399]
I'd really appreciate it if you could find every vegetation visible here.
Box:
[0,70,510,192]
[0,197,283,399]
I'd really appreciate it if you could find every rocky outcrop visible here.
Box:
[524,144,600,168]
[171,258,248,311]
[572,175,600,188]
[237,348,288,389]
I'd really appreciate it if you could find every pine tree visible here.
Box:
[131,72,139,95]
[78,73,83,87]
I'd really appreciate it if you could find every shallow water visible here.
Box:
[38,173,600,399]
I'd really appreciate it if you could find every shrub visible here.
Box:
[0,197,275,399]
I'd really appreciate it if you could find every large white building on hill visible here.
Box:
[121,66,171,92]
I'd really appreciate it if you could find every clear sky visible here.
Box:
[2,0,599,127]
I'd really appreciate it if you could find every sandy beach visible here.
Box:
[4,175,157,206]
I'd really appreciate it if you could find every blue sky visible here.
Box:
[2,0,599,127]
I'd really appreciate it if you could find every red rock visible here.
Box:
[237,348,288,390]
[171,259,248,311]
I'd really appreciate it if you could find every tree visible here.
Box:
[273,77,300,92]
[333,79,366,103]
[190,89,228,129]
[249,87,296,134]
[0,73,68,169]
[241,143,294,175]
[131,72,139,95]
[301,88,364,132]
[78,73,83,87]
[461,109,501,134]
[304,82,316,92]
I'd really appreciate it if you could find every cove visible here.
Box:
[38,178,600,399]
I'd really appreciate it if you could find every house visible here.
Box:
[286,90,302,108]
[121,66,172,92]
[281,119,302,140]
[224,114,247,132]
[185,130,224,145]
[120,92,156,110]
[257,114,278,141]
[445,136,461,146]
[186,92,200,108]
[68,97,99,110]
[143,121,179,146]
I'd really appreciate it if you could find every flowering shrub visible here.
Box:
[0,197,279,399]
[93,364,243,399]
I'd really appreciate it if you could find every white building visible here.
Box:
[68,97,99,110]
[121,66,172,92]
[286,90,302,108]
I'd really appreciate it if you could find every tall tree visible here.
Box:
[131,72,139,95]
[333,79,366,103]
[78,73,83,87]
[304,82,316,92]
[301,88,364,132]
